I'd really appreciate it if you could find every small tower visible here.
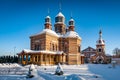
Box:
[96,30,105,55]
[54,12,66,34]
[68,17,75,31]
[44,15,52,29]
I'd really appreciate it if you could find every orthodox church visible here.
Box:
[82,30,111,63]
[18,11,83,65]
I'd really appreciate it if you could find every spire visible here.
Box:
[99,29,102,39]
[96,29,105,45]
[48,8,50,16]
[70,11,73,19]
[59,2,62,12]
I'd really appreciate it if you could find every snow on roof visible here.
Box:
[69,18,74,21]
[96,39,105,45]
[22,49,63,54]
[30,29,59,37]
[56,12,65,18]
[64,31,81,40]
[45,16,50,18]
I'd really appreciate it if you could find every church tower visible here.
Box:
[44,15,52,29]
[65,17,81,65]
[96,30,105,55]
[68,17,75,31]
[54,12,66,34]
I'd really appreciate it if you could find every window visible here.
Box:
[78,46,80,52]
[55,17,58,22]
[38,56,40,62]
[56,45,57,51]
[35,44,41,50]
[24,55,26,61]
[45,18,50,22]
[28,55,30,61]
[43,55,45,61]
[53,44,54,51]
[98,49,102,52]
[69,21,74,25]
[35,56,37,62]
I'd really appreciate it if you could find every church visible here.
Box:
[18,11,84,65]
[82,30,111,64]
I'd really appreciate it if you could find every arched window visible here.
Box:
[35,56,37,62]
[69,21,74,25]
[98,48,102,52]
[28,55,30,61]
[38,56,40,62]
[45,18,50,23]
[53,44,54,51]
[43,55,45,61]
[24,55,26,61]
[78,46,80,52]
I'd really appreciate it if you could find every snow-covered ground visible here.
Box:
[0,63,120,80]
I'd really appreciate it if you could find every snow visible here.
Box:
[0,63,120,80]
[30,29,81,40]
[21,49,63,54]
[64,31,81,40]
[30,29,59,37]
[96,39,105,45]
[69,18,74,21]
[56,12,65,18]
[45,16,50,18]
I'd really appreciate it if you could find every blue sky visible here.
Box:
[0,0,120,55]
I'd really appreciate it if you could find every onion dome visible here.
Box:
[55,12,65,23]
[56,12,65,18]
[69,18,74,26]
[45,15,51,24]
[96,30,105,45]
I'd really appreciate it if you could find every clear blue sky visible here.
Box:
[0,0,120,55]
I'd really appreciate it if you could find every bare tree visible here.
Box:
[113,48,120,58]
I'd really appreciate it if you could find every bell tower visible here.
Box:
[68,17,75,31]
[96,30,105,55]
[54,12,66,34]
[44,15,52,29]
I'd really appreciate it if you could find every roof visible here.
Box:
[96,39,105,45]
[69,18,74,21]
[64,31,81,40]
[30,29,59,37]
[56,12,65,18]
[45,16,51,19]
[20,49,63,55]
[82,46,96,52]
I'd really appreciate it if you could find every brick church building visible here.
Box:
[18,11,84,65]
[82,30,111,63]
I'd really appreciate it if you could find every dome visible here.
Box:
[45,16,51,19]
[64,31,81,40]
[56,12,65,18]
[69,18,74,26]
[69,18,74,21]
[96,39,105,45]
[96,30,105,45]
